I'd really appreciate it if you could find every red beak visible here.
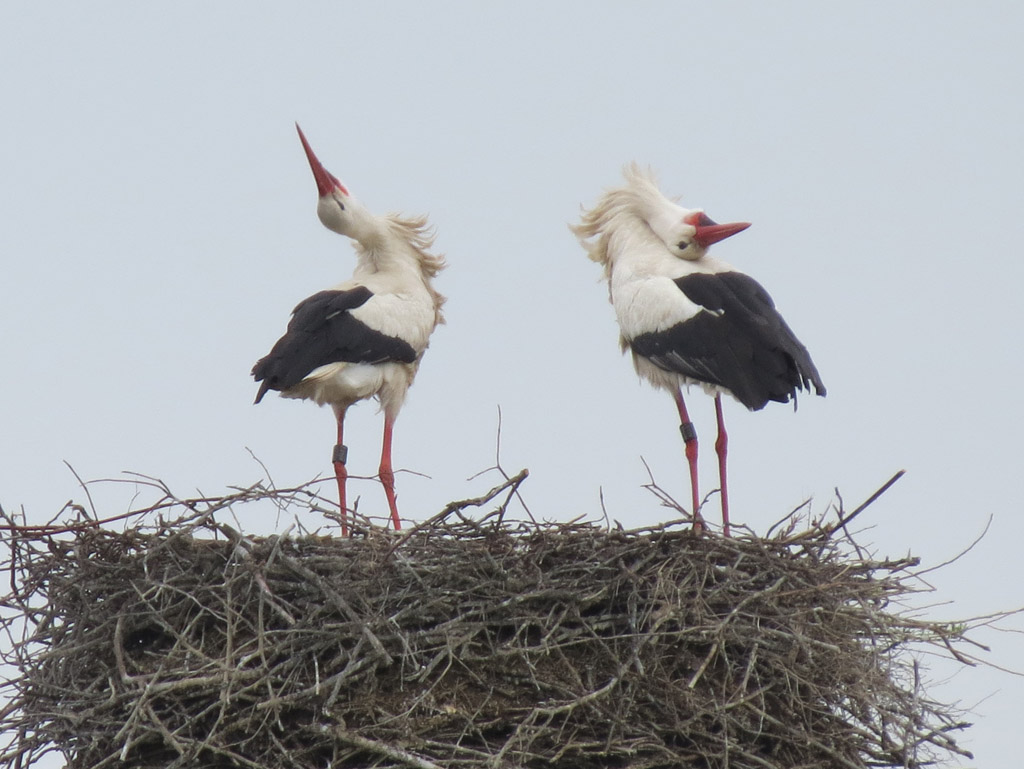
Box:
[687,212,751,248]
[295,123,348,197]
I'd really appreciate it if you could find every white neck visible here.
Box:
[349,219,425,280]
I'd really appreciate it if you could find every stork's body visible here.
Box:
[573,166,824,535]
[253,125,445,535]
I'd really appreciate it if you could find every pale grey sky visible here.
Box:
[3,3,1023,766]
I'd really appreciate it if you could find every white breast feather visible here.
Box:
[349,292,435,352]
[331,273,437,353]
[606,227,735,341]
[612,276,704,339]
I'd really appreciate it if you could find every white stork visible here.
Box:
[573,165,825,536]
[253,124,446,535]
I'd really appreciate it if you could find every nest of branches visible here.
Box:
[0,471,977,768]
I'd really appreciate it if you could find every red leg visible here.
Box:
[714,394,730,537]
[379,415,401,530]
[673,387,703,531]
[332,407,349,537]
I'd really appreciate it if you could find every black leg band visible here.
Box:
[333,444,348,464]
[679,422,697,442]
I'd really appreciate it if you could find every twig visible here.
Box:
[387,468,529,555]
[830,470,906,534]
[466,406,536,522]
[334,729,445,769]
[63,461,98,520]
[912,514,993,578]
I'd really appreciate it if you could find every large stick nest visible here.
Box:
[0,473,977,768]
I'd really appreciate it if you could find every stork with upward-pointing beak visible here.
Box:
[573,165,825,535]
[253,125,446,535]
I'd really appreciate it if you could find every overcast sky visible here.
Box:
[3,3,1023,766]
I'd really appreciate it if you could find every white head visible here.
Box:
[649,208,751,262]
[626,165,751,262]
[296,123,377,243]
[295,123,447,320]
[573,165,751,269]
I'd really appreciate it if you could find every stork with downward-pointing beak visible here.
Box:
[253,124,446,535]
[573,165,824,535]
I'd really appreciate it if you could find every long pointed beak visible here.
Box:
[295,123,348,197]
[693,220,751,248]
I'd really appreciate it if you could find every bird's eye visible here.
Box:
[336,199,346,212]
[677,241,689,251]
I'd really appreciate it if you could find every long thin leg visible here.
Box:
[379,415,401,531]
[673,387,703,531]
[714,394,730,537]
[332,406,349,537]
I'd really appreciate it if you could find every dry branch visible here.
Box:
[0,475,982,768]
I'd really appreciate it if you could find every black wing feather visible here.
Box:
[630,272,825,411]
[252,287,418,403]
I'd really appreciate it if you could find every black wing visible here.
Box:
[630,272,826,411]
[252,287,418,403]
